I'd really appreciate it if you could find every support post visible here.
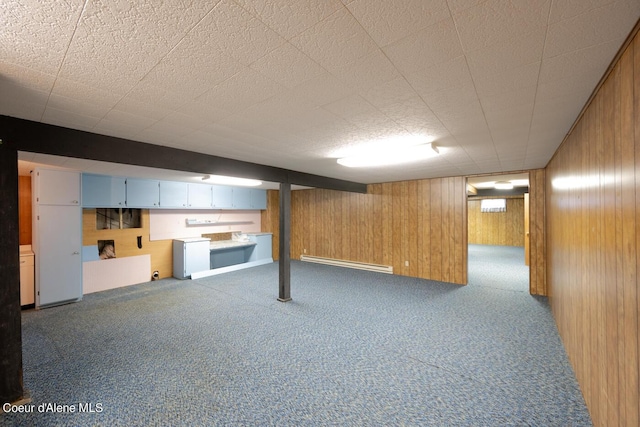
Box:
[278,181,291,302]
[0,142,25,403]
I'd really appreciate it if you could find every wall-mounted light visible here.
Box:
[202,174,262,187]
[494,181,513,190]
[337,143,439,168]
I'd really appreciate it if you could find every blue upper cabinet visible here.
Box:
[82,174,126,207]
[126,178,160,208]
[250,189,267,210]
[187,183,212,208]
[81,174,264,210]
[159,181,188,208]
[211,185,233,209]
[231,187,251,209]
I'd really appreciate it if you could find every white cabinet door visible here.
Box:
[35,169,80,206]
[35,205,82,308]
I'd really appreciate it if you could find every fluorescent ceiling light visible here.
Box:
[202,174,262,187]
[337,143,439,168]
[494,181,513,190]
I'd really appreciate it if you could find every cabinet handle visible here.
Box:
[20,260,25,264]
[72,200,79,204]
[72,251,80,255]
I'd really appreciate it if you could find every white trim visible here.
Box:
[300,255,393,274]
[190,258,273,279]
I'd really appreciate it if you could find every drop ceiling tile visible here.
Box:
[92,119,150,140]
[191,0,287,67]
[447,0,487,14]
[235,0,344,40]
[544,1,640,58]
[331,49,402,91]
[111,98,172,122]
[196,67,285,114]
[548,0,617,25]
[405,56,475,97]
[0,61,56,92]
[141,38,246,96]
[51,78,123,109]
[0,0,84,74]
[99,109,157,131]
[249,42,327,88]
[176,100,234,123]
[479,86,537,114]
[289,8,379,73]
[46,93,112,119]
[284,72,356,107]
[485,103,534,133]
[0,81,48,121]
[125,82,192,112]
[382,18,463,75]
[345,0,449,47]
[472,61,541,98]
[378,97,448,138]
[539,38,621,84]
[58,1,215,92]
[322,94,376,118]
[424,84,484,129]
[453,0,551,53]
[40,107,101,132]
[465,30,545,78]
[359,77,418,108]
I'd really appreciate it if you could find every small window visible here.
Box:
[480,199,506,213]
[96,208,142,229]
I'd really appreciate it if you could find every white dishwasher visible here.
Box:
[172,238,211,279]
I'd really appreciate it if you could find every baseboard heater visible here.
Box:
[300,255,393,274]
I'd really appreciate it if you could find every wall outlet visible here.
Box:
[405,260,409,267]
[303,248,307,254]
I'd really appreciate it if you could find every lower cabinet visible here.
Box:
[20,251,35,306]
[247,234,273,262]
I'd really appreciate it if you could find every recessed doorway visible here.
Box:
[466,173,530,292]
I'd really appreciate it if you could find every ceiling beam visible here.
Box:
[0,115,367,194]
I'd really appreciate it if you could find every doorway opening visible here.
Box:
[466,173,530,292]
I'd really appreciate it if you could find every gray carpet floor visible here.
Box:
[2,249,591,426]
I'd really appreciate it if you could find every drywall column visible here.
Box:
[278,182,291,302]
[0,144,25,403]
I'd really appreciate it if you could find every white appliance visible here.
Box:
[172,238,211,279]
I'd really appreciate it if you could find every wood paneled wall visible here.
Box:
[468,197,524,246]
[529,169,546,296]
[18,175,31,245]
[263,177,467,285]
[546,33,639,426]
[82,209,173,279]
[261,190,280,261]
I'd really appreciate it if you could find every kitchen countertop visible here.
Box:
[209,240,257,251]
[20,245,34,256]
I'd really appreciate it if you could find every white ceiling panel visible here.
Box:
[2,0,638,185]
[289,8,379,73]
[235,0,344,41]
[345,0,450,47]
[383,18,464,75]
